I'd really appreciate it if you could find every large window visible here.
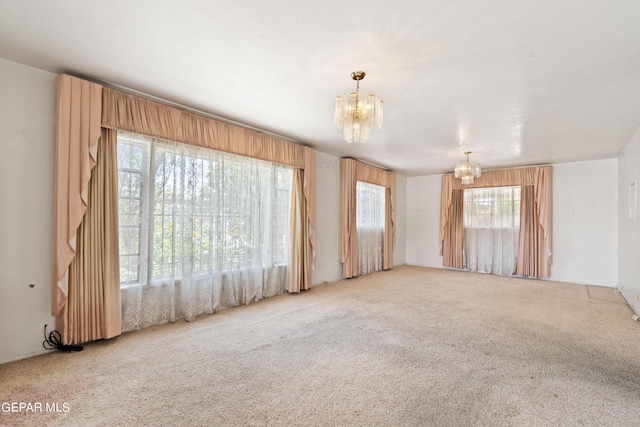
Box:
[117,132,292,287]
[463,186,521,275]
[356,181,386,275]
[116,132,293,329]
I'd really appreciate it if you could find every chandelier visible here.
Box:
[454,151,481,185]
[333,71,383,143]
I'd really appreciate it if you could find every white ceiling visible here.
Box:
[0,0,638,176]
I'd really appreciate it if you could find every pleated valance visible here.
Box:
[444,166,540,189]
[355,160,396,188]
[101,87,306,168]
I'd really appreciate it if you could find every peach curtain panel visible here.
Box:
[289,169,312,292]
[516,186,540,276]
[289,147,317,292]
[439,172,454,260]
[339,159,358,278]
[53,75,102,315]
[516,168,553,276]
[441,190,464,269]
[101,88,305,168]
[60,129,122,344]
[534,166,553,271]
[384,187,394,270]
[439,166,553,276]
[339,158,396,278]
[303,147,317,269]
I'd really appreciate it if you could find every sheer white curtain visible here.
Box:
[117,132,292,331]
[356,181,386,275]
[463,186,521,276]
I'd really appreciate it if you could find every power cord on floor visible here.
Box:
[42,324,83,352]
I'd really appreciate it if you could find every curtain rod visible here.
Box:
[343,157,391,171]
[65,72,307,146]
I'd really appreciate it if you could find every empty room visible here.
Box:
[1,0,639,425]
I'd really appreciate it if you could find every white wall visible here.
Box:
[0,59,57,364]
[394,174,407,267]
[312,151,343,285]
[405,159,619,287]
[550,159,618,286]
[618,126,640,315]
[405,174,442,268]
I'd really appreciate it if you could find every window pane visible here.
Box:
[356,181,385,229]
[356,181,386,275]
[464,186,521,228]
[117,132,292,287]
[117,133,147,286]
[463,186,521,275]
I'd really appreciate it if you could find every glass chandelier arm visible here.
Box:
[334,96,345,129]
[343,113,354,143]
[360,122,370,142]
[472,163,481,177]
[375,99,383,128]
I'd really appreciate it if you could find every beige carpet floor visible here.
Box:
[1,266,639,426]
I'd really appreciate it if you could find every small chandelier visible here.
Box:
[454,151,481,185]
[333,71,383,143]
